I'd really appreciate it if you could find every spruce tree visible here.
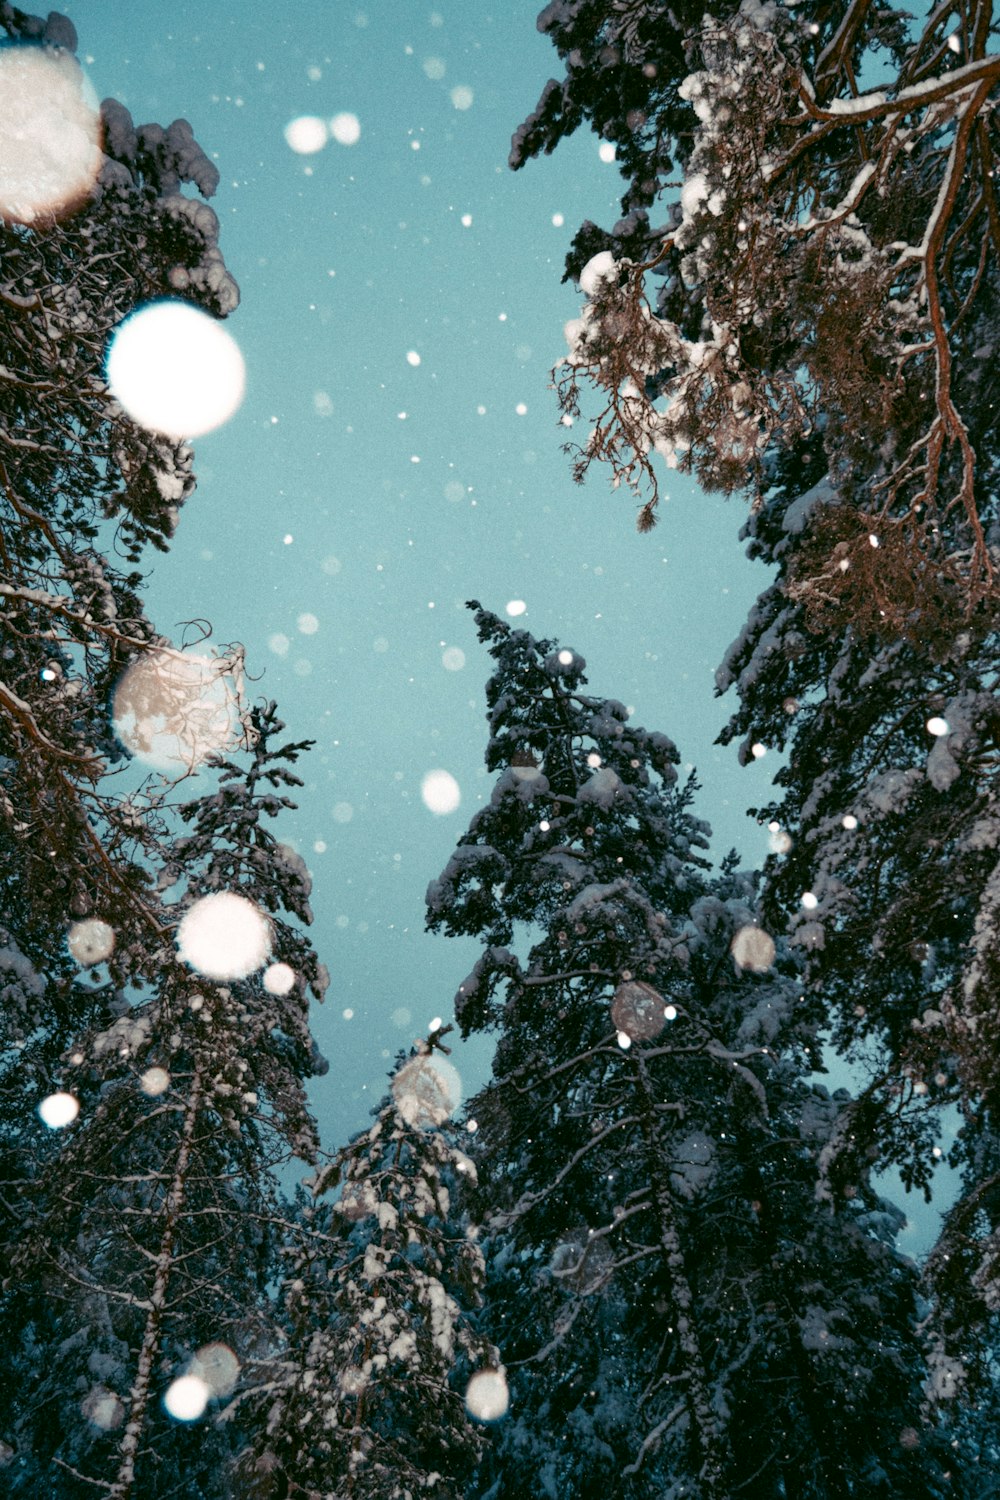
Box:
[0,11,325,1494]
[427,605,957,1498]
[239,1034,493,1500]
[512,0,1000,1414]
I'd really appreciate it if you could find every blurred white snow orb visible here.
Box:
[106,300,246,439]
[68,918,115,967]
[505,599,527,617]
[330,111,361,145]
[610,980,667,1041]
[0,43,102,224]
[39,1091,79,1128]
[263,962,296,996]
[927,716,949,737]
[81,1386,125,1432]
[140,1067,171,1097]
[450,85,474,110]
[284,114,328,153]
[421,769,461,815]
[392,1052,462,1129]
[406,349,422,366]
[112,648,243,774]
[598,141,616,163]
[730,925,776,973]
[441,646,465,671]
[190,1343,240,1399]
[465,1368,509,1422]
[176,892,272,981]
[163,1374,210,1422]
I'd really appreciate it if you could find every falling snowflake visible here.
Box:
[421,769,461,815]
[730,926,776,973]
[176,892,272,981]
[465,1368,509,1421]
[392,1052,462,1129]
[163,1374,210,1422]
[68,919,115,967]
[106,301,245,439]
[284,115,328,153]
[38,1092,79,1129]
[112,648,243,775]
[263,962,296,995]
[610,980,667,1041]
[330,112,361,145]
[0,44,102,223]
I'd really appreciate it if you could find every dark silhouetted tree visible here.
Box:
[513,0,1000,1422]
[237,1033,493,1500]
[0,11,326,1496]
[427,605,958,1498]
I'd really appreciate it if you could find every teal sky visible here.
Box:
[63,0,777,1147]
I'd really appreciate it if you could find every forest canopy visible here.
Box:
[1,1,998,1496]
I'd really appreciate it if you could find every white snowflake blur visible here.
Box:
[112,648,243,774]
[176,892,272,981]
[39,1092,79,1128]
[163,1374,210,1422]
[392,1052,462,1129]
[421,769,461,815]
[730,925,776,972]
[0,44,101,223]
[465,1367,509,1421]
[68,919,115,966]
[106,300,246,439]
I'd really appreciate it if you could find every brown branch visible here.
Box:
[814,0,875,102]
[799,52,1000,127]
[919,76,994,581]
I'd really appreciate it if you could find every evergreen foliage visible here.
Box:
[238,1036,492,1500]
[428,605,958,1498]
[0,12,325,1496]
[514,0,1000,1441]
[3,2,1000,1496]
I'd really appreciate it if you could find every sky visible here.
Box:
[59,0,785,1154]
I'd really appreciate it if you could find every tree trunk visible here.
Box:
[109,1061,204,1500]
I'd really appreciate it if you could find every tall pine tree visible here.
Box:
[0,12,326,1494]
[427,605,957,1498]
[511,0,1000,1423]
[238,1033,493,1500]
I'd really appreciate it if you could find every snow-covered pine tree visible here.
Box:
[513,0,998,555]
[512,0,1000,1418]
[237,1034,493,1500]
[426,605,957,1498]
[0,11,326,1494]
